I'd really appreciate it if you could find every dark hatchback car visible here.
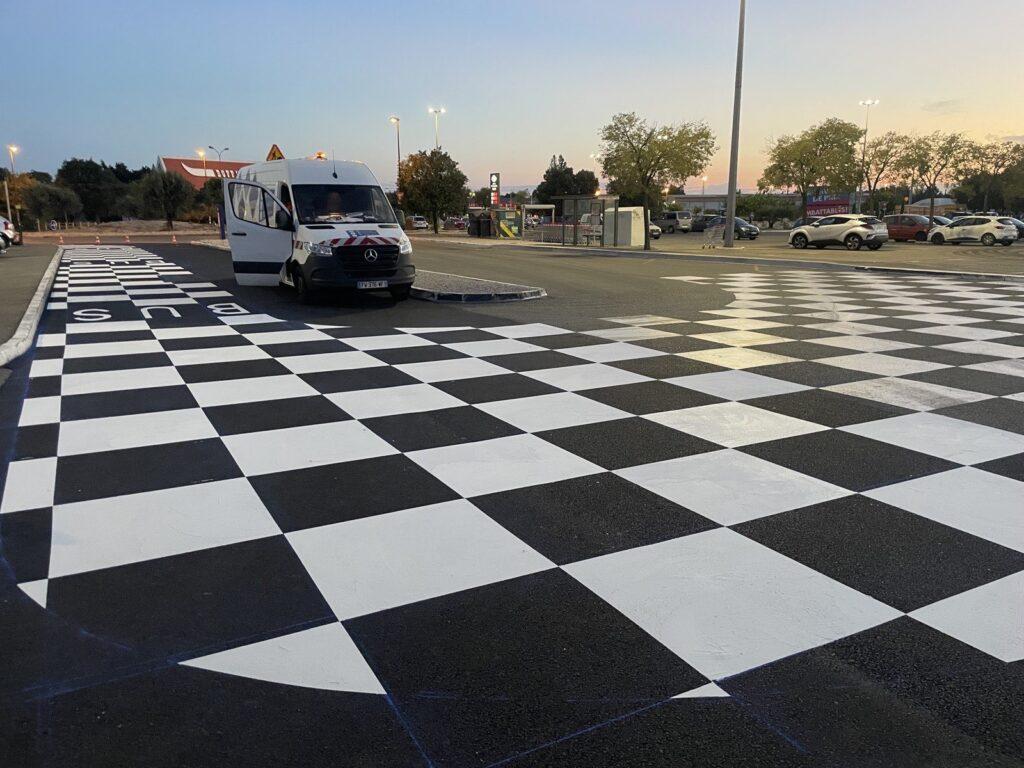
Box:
[1007,217,1024,239]
[884,214,932,242]
[706,216,760,239]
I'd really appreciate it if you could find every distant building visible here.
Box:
[664,192,801,214]
[158,156,253,191]
[908,197,958,215]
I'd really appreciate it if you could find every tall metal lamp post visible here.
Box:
[723,0,746,247]
[208,145,229,161]
[389,116,401,198]
[428,107,445,149]
[858,99,879,212]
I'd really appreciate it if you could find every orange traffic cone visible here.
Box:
[94,235,100,245]
[171,234,178,245]
[124,234,131,244]
[58,234,64,245]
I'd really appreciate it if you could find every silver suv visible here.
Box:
[789,214,888,252]
[653,211,691,233]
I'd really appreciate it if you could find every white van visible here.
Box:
[223,158,415,301]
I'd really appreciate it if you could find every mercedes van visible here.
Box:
[223,158,415,301]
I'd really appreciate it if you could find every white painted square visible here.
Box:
[29,359,63,378]
[602,315,685,326]
[912,325,1012,341]
[558,343,666,363]
[616,450,849,525]
[688,330,789,348]
[478,392,629,432]
[340,333,436,351]
[910,572,1024,662]
[62,366,184,396]
[865,467,1024,552]
[843,413,1024,464]
[443,339,545,357]
[825,377,990,411]
[0,457,57,514]
[408,434,602,497]
[701,309,782,319]
[565,528,899,679]
[396,357,508,383]
[523,363,650,392]
[666,371,809,401]
[964,359,1024,379]
[646,402,827,447]
[327,384,464,419]
[57,408,217,456]
[223,420,397,476]
[18,396,61,426]
[288,499,553,620]
[151,325,238,340]
[936,341,1024,359]
[805,321,896,335]
[36,333,66,347]
[219,314,281,326]
[167,345,270,366]
[817,353,947,377]
[242,329,334,346]
[678,347,800,370]
[810,336,917,353]
[188,375,317,408]
[484,323,570,339]
[63,339,165,359]
[582,327,680,342]
[277,351,387,374]
[695,319,788,331]
[48,479,280,578]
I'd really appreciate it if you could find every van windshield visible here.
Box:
[292,184,397,225]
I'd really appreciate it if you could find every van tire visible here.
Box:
[292,268,314,304]
[915,231,927,242]
[390,284,412,302]
[666,226,675,234]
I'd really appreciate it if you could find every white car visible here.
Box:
[649,223,662,240]
[789,214,888,251]
[0,216,14,248]
[409,215,429,230]
[928,215,1017,247]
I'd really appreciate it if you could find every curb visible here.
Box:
[0,247,62,367]
[411,286,546,303]
[191,239,230,251]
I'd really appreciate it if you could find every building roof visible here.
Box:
[158,157,253,190]
[910,197,957,207]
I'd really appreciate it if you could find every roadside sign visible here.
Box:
[489,172,500,206]
[266,144,285,161]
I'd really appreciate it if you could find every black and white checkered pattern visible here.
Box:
[3,247,1023,766]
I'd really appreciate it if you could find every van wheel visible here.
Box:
[915,231,927,242]
[931,233,945,245]
[666,226,675,234]
[389,284,412,302]
[981,233,996,246]
[1002,241,1013,247]
[844,234,863,251]
[867,243,882,251]
[293,268,314,304]
[791,233,808,249]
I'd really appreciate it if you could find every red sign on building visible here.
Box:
[159,157,253,190]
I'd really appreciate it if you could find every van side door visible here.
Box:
[223,180,294,286]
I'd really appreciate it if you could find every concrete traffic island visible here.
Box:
[411,269,545,302]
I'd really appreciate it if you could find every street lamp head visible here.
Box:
[389,115,400,124]
[859,99,879,107]
[428,106,445,115]
[702,175,708,182]
[7,145,18,154]
[196,148,206,158]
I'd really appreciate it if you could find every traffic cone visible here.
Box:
[171,234,178,245]
[94,235,100,245]
[58,234,64,245]
[124,234,131,244]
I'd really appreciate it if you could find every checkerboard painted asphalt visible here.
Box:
[3,246,1023,766]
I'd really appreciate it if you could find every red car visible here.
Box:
[883,214,931,242]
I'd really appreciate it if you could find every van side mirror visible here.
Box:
[395,209,404,223]
[275,209,293,229]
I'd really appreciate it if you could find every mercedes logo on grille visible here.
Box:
[363,248,379,263]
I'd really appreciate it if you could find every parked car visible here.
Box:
[789,217,820,229]
[1005,217,1024,240]
[409,215,429,230]
[928,216,1017,246]
[929,215,952,227]
[789,214,888,251]
[0,216,14,249]
[649,223,662,240]
[884,214,931,242]
[652,211,692,233]
[690,213,723,232]
[706,215,760,240]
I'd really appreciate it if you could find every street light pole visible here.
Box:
[196,148,207,179]
[7,144,18,175]
[428,107,445,149]
[208,145,229,161]
[857,99,879,213]
[723,0,746,247]
[701,175,708,199]
[389,116,401,199]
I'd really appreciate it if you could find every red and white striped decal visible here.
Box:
[326,236,401,246]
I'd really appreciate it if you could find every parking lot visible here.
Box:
[2,240,1023,767]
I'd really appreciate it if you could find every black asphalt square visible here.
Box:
[416,329,504,343]
[11,423,58,460]
[935,397,1024,435]
[434,372,561,403]
[55,439,242,504]
[537,417,719,470]
[249,454,459,532]
[362,405,522,451]
[60,385,198,421]
[62,329,155,344]
[474,472,717,564]
[881,345,1000,367]
[637,336,721,354]
[751,361,879,387]
[906,367,1024,396]
[765,325,842,340]
[872,329,985,346]
[973,453,1024,482]
[175,358,291,383]
[45,536,333,659]
[300,366,419,394]
[157,334,252,352]
[345,569,707,768]
[202,395,349,436]
[255,339,354,357]
[734,494,1024,612]
[580,380,724,414]
[367,344,467,365]
[609,354,727,378]
[479,350,583,372]
[741,429,958,491]
[61,352,172,375]
[746,389,913,427]
[753,341,855,360]
[0,507,52,582]
[527,333,609,350]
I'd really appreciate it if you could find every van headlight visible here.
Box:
[304,241,333,257]
[399,235,413,255]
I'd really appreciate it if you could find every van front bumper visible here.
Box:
[306,259,415,288]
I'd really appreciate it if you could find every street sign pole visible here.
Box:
[724,0,746,248]
[3,180,10,221]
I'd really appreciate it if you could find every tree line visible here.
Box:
[1,158,222,230]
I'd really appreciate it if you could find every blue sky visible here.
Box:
[6,0,1023,191]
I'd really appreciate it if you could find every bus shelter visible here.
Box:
[551,195,620,246]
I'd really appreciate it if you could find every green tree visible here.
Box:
[192,178,223,219]
[27,170,53,184]
[471,186,491,207]
[862,132,912,214]
[397,149,469,233]
[737,194,796,229]
[898,132,975,221]
[963,141,1019,211]
[23,182,83,226]
[759,118,863,217]
[598,112,716,249]
[138,170,193,230]
[55,158,124,221]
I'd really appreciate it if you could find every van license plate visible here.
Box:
[357,280,388,289]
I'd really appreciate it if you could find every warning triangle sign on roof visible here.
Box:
[266,144,284,161]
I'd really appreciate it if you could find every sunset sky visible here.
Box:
[6,0,1023,193]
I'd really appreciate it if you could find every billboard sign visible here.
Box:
[806,189,850,217]
[489,172,500,206]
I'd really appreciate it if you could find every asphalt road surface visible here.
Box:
[2,242,1023,768]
